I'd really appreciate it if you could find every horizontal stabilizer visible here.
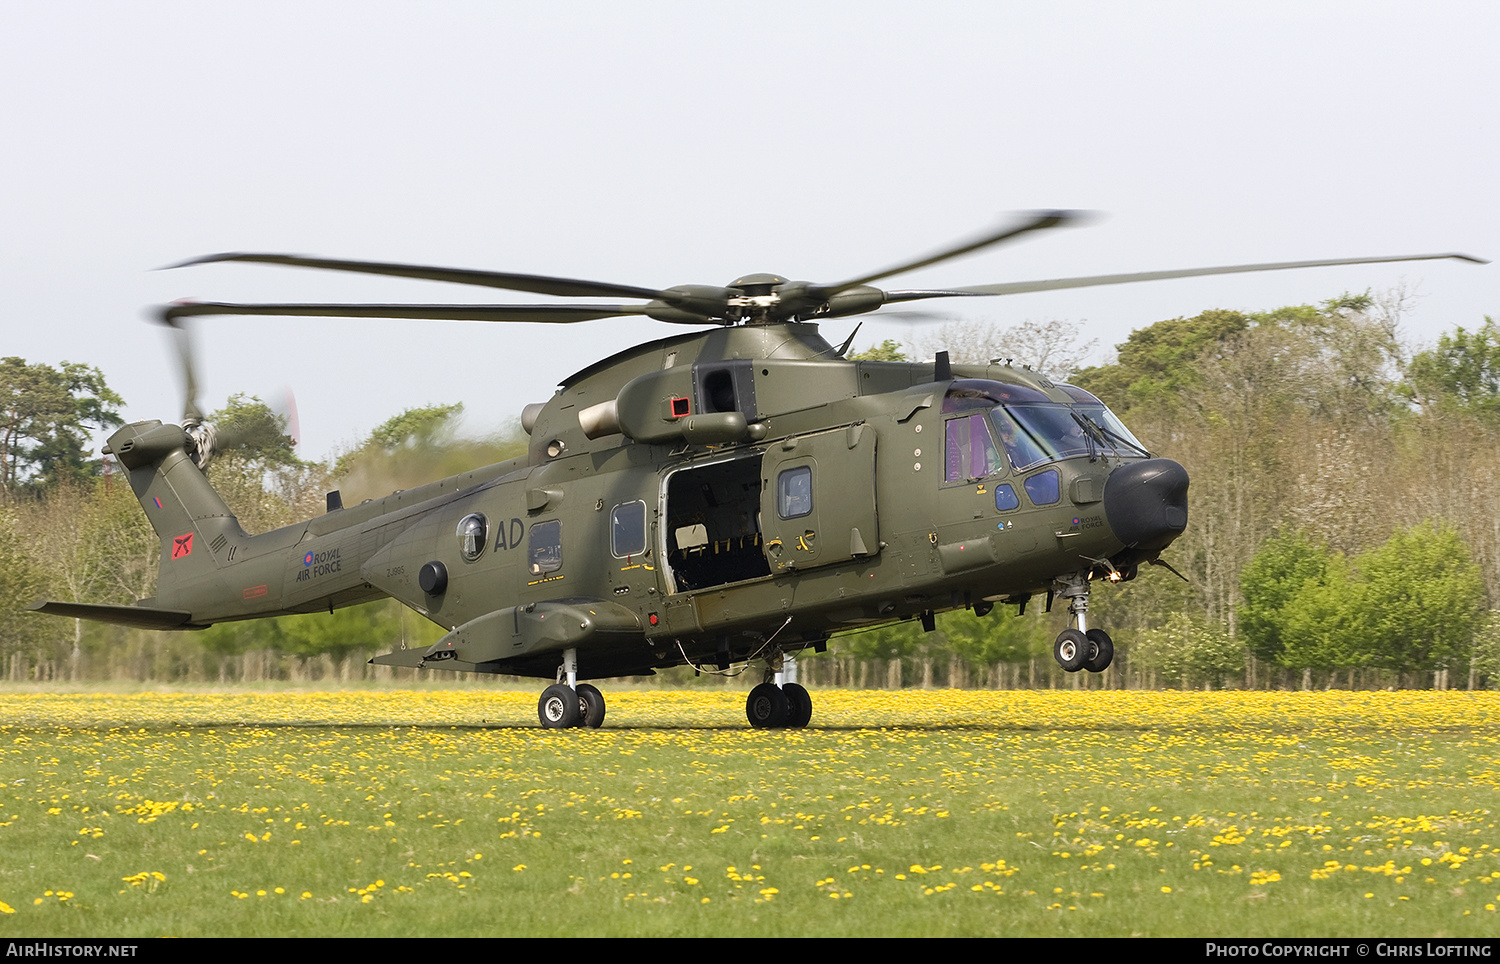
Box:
[29,600,202,630]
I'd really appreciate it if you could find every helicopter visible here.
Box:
[31,211,1484,728]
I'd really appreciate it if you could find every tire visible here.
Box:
[783,683,813,728]
[576,683,606,728]
[538,683,581,728]
[1083,629,1114,673]
[1053,629,1088,673]
[746,682,790,728]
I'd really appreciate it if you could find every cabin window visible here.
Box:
[994,484,1020,512]
[611,501,647,558]
[944,413,1005,482]
[777,466,813,519]
[1024,470,1061,507]
[455,513,488,562]
[528,519,562,574]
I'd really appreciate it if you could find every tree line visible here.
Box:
[3,298,1500,688]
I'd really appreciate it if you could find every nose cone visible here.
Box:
[1103,458,1190,554]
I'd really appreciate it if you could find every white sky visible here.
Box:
[2,1,1495,459]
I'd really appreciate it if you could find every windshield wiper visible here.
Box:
[1070,412,1102,462]
[1078,412,1152,459]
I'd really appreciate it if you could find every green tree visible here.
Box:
[205,395,327,533]
[939,606,1052,669]
[193,598,442,663]
[847,339,907,362]
[333,404,525,503]
[0,358,124,495]
[1276,554,1359,674]
[1241,523,1487,683]
[1345,521,1486,678]
[1130,611,1245,689]
[1472,612,1500,688]
[1072,309,1252,409]
[276,599,442,660]
[1404,317,1500,416]
[0,502,65,673]
[367,403,465,451]
[213,394,301,470]
[1239,532,1335,665]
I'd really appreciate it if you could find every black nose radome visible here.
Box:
[1103,458,1189,554]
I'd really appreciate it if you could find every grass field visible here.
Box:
[1,689,1497,937]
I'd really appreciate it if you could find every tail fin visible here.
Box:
[105,419,249,611]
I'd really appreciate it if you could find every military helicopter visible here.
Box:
[32,211,1483,728]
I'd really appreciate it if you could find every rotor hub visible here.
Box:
[727,272,788,295]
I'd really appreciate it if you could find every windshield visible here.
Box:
[943,379,1147,474]
[994,405,1089,469]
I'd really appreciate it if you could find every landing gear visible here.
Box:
[536,647,607,728]
[1054,628,1088,673]
[1052,573,1115,674]
[746,682,790,728]
[538,683,581,728]
[1083,629,1113,673]
[576,683,606,728]
[745,652,813,729]
[784,683,813,728]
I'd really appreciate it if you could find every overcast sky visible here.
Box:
[2,1,1494,458]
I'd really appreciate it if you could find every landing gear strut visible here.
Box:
[1051,574,1114,674]
[745,651,813,729]
[537,647,607,728]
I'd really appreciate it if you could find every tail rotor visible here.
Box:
[161,315,295,472]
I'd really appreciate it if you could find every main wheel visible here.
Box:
[576,683,606,728]
[746,682,790,728]
[1083,629,1114,673]
[538,683,581,728]
[1054,628,1088,673]
[783,683,813,728]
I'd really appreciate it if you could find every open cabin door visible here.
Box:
[760,422,879,573]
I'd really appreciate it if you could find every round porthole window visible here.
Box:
[456,513,488,561]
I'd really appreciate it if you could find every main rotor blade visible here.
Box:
[164,253,667,301]
[159,301,654,325]
[823,209,1094,293]
[925,252,1488,299]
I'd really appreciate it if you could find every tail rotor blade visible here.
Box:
[168,322,204,424]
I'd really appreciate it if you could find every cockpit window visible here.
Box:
[1059,385,1148,454]
[988,409,1050,472]
[1001,405,1094,468]
[1024,470,1061,506]
[944,413,1006,482]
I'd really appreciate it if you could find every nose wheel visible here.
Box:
[1052,574,1114,674]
